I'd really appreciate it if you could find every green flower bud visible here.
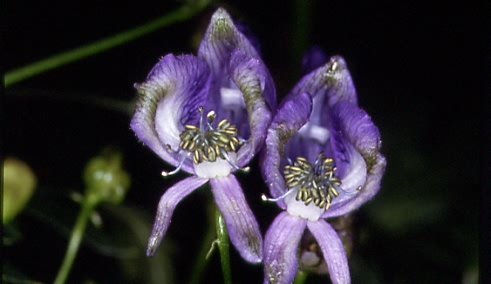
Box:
[83,148,130,205]
[3,157,37,224]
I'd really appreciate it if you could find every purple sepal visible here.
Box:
[263,212,307,284]
[146,176,208,256]
[228,50,275,166]
[307,220,351,284]
[198,8,261,85]
[131,54,211,174]
[261,92,313,203]
[288,56,358,106]
[323,102,386,218]
[210,175,263,263]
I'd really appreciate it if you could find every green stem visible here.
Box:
[293,271,308,284]
[215,209,232,284]
[188,203,218,284]
[5,1,210,87]
[53,195,98,284]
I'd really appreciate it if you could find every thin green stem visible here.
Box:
[188,203,218,284]
[5,1,210,87]
[215,209,232,284]
[53,195,98,284]
[293,271,308,284]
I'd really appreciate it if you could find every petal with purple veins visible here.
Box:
[325,153,386,218]
[146,176,208,256]
[228,50,276,166]
[198,8,260,84]
[210,175,263,263]
[324,102,386,218]
[263,212,307,284]
[261,92,313,201]
[288,56,358,106]
[307,220,351,284]
[131,54,210,173]
[334,101,382,159]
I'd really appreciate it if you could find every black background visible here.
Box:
[4,0,489,283]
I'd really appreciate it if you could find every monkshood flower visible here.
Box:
[261,54,386,283]
[130,8,276,263]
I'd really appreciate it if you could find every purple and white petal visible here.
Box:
[307,220,351,284]
[334,102,382,159]
[288,56,358,107]
[146,176,208,256]
[263,212,307,284]
[324,102,386,218]
[131,54,210,173]
[280,56,358,162]
[323,104,368,194]
[198,8,260,84]
[210,175,263,263]
[261,92,313,201]
[325,152,386,218]
[228,50,276,166]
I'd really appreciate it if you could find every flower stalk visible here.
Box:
[53,195,97,284]
[188,201,220,284]
[215,209,232,284]
[54,149,130,284]
[292,271,308,284]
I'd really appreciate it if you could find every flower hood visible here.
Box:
[262,55,386,220]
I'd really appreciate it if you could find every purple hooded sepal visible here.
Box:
[260,51,384,284]
[261,54,386,218]
[130,54,211,174]
[263,212,307,284]
[146,176,208,256]
[210,175,263,263]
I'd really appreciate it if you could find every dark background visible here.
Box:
[4,0,489,283]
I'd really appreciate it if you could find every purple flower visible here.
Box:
[261,54,386,283]
[130,8,276,263]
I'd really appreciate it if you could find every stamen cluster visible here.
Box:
[179,109,242,164]
[284,153,341,210]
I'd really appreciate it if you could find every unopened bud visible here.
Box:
[84,148,130,205]
[3,157,37,224]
